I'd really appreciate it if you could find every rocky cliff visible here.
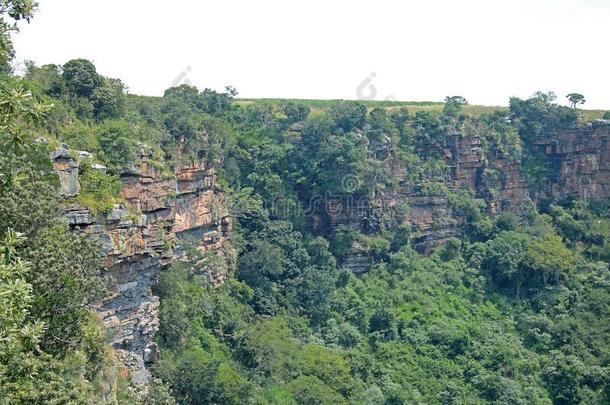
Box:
[535,122,610,200]
[309,122,610,271]
[52,122,610,372]
[53,145,233,384]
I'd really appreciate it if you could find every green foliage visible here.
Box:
[0,0,37,72]
[509,91,577,142]
[24,62,64,98]
[54,119,98,151]
[412,110,445,150]
[156,346,250,405]
[163,84,234,116]
[282,102,310,123]
[483,230,531,293]
[96,119,137,172]
[72,161,123,213]
[566,93,585,109]
[443,95,468,117]
[91,78,124,119]
[155,156,610,405]
[328,101,367,133]
[62,59,102,98]
[23,224,107,354]
[146,86,610,404]
[0,25,110,399]
[478,110,522,160]
[286,375,347,405]
[522,150,552,190]
[0,229,104,403]
[5,10,610,403]
[22,58,126,122]
[297,114,372,196]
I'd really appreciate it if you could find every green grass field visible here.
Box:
[236,97,607,120]
[126,94,606,121]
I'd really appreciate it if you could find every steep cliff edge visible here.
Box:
[534,122,610,200]
[53,146,233,383]
[309,123,610,270]
[51,122,610,376]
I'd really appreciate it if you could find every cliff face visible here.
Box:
[309,123,610,271]
[52,122,610,373]
[55,147,232,383]
[535,123,610,200]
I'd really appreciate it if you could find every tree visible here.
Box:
[163,84,234,116]
[483,231,530,295]
[24,62,64,97]
[566,93,585,109]
[412,110,444,149]
[23,224,106,355]
[509,92,577,142]
[0,230,89,403]
[91,78,125,120]
[0,48,109,398]
[62,59,103,98]
[96,119,137,172]
[156,347,250,405]
[0,0,37,72]
[367,107,396,142]
[0,86,52,201]
[390,107,409,134]
[544,351,587,404]
[282,102,310,123]
[287,375,347,405]
[0,230,42,356]
[524,232,574,286]
[287,265,337,323]
[163,84,200,103]
[328,101,367,133]
[236,240,286,314]
[443,95,468,117]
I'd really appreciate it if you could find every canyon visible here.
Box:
[52,120,610,383]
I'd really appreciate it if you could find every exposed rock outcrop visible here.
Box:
[534,126,610,200]
[51,144,80,197]
[308,125,610,272]
[53,147,233,384]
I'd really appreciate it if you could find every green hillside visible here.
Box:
[2,2,610,404]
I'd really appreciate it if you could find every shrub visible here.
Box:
[74,162,123,213]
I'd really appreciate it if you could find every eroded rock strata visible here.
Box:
[52,123,610,378]
[55,147,232,382]
[308,124,610,271]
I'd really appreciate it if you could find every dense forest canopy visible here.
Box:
[2,2,610,404]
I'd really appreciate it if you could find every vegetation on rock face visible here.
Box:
[145,88,610,403]
[70,161,123,214]
[146,86,609,403]
[1,2,610,404]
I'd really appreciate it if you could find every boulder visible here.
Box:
[63,204,94,225]
[143,342,160,364]
[592,119,610,127]
[50,143,70,160]
[91,163,107,174]
[106,204,126,222]
[78,150,93,159]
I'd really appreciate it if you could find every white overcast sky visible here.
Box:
[12,0,610,109]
